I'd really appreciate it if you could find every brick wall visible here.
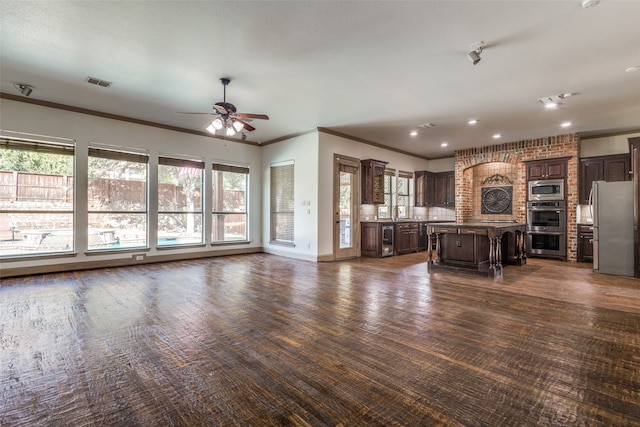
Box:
[454,134,579,262]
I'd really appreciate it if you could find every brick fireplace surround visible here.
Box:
[454,133,579,262]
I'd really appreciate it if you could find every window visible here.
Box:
[0,136,75,256]
[378,168,395,219]
[397,171,414,219]
[270,162,294,245]
[212,163,248,242]
[88,147,148,250]
[158,156,204,246]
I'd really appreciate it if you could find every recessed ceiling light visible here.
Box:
[441,142,448,147]
[626,66,640,73]
[493,134,501,139]
[410,131,418,136]
[545,102,558,109]
[561,121,572,127]
[468,119,478,125]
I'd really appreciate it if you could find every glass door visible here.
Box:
[334,155,360,259]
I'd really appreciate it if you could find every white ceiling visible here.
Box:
[1,1,639,159]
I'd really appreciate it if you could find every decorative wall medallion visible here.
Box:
[481,174,513,185]
[482,186,512,214]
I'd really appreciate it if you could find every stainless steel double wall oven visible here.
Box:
[527,179,566,259]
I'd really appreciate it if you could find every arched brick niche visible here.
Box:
[454,134,580,261]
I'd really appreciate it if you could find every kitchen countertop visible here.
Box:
[360,219,452,223]
[430,221,525,228]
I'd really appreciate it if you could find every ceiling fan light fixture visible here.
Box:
[225,126,237,137]
[212,118,224,130]
[232,120,245,132]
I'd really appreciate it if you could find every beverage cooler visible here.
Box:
[381,225,394,257]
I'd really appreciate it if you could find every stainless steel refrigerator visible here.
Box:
[590,180,635,276]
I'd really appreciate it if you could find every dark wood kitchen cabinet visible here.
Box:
[414,171,435,207]
[360,159,387,205]
[434,171,455,207]
[578,224,594,262]
[579,154,631,204]
[361,222,382,257]
[526,158,568,180]
[395,222,419,255]
[415,171,455,207]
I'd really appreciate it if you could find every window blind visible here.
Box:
[270,163,294,243]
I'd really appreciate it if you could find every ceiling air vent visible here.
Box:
[86,76,112,88]
[418,123,435,129]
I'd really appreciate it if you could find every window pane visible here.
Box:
[212,213,247,242]
[379,174,394,219]
[0,212,73,256]
[88,149,148,250]
[158,159,203,245]
[396,176,413,219]
[339,171,353,249]
[212,168,248,242]
[88,213,146,249]
[0,141,74,257]
[158,213,203,245]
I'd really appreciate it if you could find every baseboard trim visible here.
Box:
[0,247,264,278]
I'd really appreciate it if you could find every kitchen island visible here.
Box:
[428,222,527,279]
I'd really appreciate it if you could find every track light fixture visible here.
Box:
[14,83,33,97]
[468,48,482,65]
[467,45,483,65]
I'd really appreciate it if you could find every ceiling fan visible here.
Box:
[178,77,269,137]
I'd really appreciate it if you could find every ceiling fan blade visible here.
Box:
[213,104,228,115]
[175,112,216,115]
[235,119,256,132]
[236,113,269,120]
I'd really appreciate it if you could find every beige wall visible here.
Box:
[581,132,640,157]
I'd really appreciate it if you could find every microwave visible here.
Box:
[528,179,564,201]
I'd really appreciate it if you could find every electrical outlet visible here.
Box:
[133,254,145,261]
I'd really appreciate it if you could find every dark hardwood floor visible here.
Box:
[1,253,639,426]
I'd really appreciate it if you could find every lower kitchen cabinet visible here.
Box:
[361,222,395,257]
[578,224,594,262]
[361,222,382,258]
[395,222,419,255]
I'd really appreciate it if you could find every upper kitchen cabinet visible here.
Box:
[414,170,454,207]
[414,171,435,207]
[579,154,631,204]
[526,158,568,180]
[434,171,455,207]
[361,159,387,204]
